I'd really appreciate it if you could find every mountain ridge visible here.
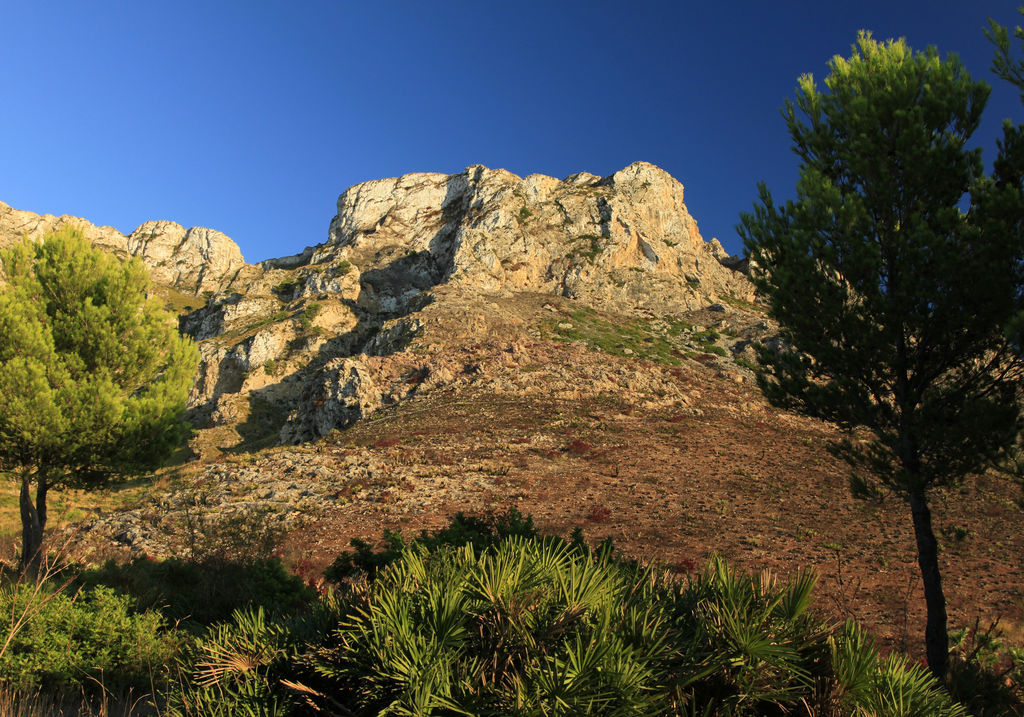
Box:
[1,162,759,451]
[2,166,1022,667]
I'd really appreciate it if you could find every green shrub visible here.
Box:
[0,583,178,693]
[692,328,721,342]
[80,557,314,629]
[572,234,604,263]
[272,279,297,299]
[734,356,759,372]
[303,542,970,716]
[298,302,321,331]
[830,620,966,716]
[311,539,676,715]
[166,606,318,717]
[314,517,968,715]
[945,620,1024,715]
[156,512,971,715]
[243,311,290,335]
[324,508,543,582]
[541,307,687,365]
[700,343,728,357]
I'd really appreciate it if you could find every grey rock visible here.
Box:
[280,357,382,443]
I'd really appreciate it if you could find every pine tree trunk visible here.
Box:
[18,474,45,579]
[909,489,949,680]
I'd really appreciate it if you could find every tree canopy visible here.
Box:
[0,228,198,574]
[739,31,1024,678]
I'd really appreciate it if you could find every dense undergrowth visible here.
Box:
[0,511,1020,715]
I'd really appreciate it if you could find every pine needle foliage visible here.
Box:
[0,229,198,576]
[739,31,1024,679]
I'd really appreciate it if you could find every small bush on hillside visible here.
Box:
[165,605,331,717]
[272,279,297,300]
[80,556,314,629]
[0,583,179,694]
[828,619,967,716]
[691,328,721,343]
[699,342,728,357]
[734,356,759,372]
[298,302,321,330]
[945,619,1024,715]
[310,539,674,715]
[323,508,543,582]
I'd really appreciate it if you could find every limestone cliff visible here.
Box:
[0,201,246,295]
[0,163,765,453]
[310,161,749,315]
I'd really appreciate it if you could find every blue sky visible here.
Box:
[2,2,1021,262]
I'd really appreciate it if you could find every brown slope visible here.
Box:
[78,306,1024,665]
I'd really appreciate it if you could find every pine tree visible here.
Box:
[0,228,199,576]
[988,10,1024,348]
[739,32,1024,679]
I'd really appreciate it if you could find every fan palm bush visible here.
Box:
[830,620,967,716]
[165,600,342,717]
[165,606,296,717]
[172,517,969,716]
[667,559,829,713]
[308,538,674,715]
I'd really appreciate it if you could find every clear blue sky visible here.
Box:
[2,2,1020,262]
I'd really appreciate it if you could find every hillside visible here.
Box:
[1,162,1021,664]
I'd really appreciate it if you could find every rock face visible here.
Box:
[0,200,126,252]
[126,221,245,294]
[280,358,381,443]
[0,162,760,452]
[0,201,245,294]
[318,161,750,315]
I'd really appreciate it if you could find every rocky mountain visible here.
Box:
[1,162,763,456]
[5,164,1022,663]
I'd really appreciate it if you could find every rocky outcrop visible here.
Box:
[280,357,382,443]
[180,293,281,341]
[0,201,246,295]
[2,162,759,452]
[315,161,752,315]
[126,221,245,294]
[0,200,127,254]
